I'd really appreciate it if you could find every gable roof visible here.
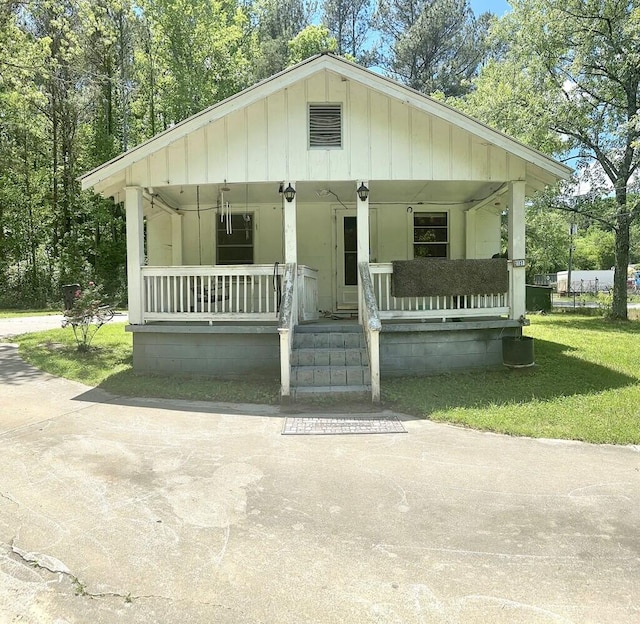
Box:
[79,53,571,191]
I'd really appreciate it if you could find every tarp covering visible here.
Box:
[391,258,509,297]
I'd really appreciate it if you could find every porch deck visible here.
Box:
[130,262,518,401]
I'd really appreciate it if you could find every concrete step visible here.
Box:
[295,323,361,333]
[292,385,372,399]
[292,331,366,349]
[291,347,367,367]
[291,365,371,387]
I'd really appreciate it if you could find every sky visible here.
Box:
[469,0,512,16]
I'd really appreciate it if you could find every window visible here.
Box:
[413,212,448,258]
[308,103,342,148]
[216,214,254,264]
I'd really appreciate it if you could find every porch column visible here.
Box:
[507,181,526,320]
[283,181,297,264]
[356,180,369,323]
[125,186,145,324]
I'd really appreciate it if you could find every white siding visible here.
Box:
[475,208,502,258]
[146,212,172,265]
[207,121,227,182]
[123,69,528,187]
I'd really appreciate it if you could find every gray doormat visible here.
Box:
[282,414,407,435]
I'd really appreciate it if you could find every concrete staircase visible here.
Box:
[290,324,371,397]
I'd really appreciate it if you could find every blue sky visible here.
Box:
[469,0,511,16]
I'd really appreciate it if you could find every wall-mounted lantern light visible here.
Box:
[357,182,369,202]
[283,184,296,203]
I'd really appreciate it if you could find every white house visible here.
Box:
[80,53,571,401]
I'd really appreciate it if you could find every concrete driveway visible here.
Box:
[1,339,639,623]
[0,313,66,339]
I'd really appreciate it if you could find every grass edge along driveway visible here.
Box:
[11,315,640,445]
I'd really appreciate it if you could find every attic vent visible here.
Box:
[309,103,342,148]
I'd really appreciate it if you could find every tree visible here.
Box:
[322,0,376,64]
[573,227,615,271]
[376,0,493,96]
[525,196,571,280]
[287,24,337,65]
[137,0,255,126]
[462,0,640,319]
[250,0,315,79]
[0,2,51,305]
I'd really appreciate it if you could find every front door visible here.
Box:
[335,209,358,310]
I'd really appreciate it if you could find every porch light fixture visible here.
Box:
[357,182,369,202]
[283,184,296,202]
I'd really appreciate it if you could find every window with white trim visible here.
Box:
[413,212,448,258]
[308,103,342,148]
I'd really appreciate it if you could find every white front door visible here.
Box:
[335,209,358,310]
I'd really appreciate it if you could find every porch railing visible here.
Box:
[141,264,319,323]
[369,263,509,320]
[358,262,381,402]
[141,264,287,321]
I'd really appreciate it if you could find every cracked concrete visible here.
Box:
[1,335,640,622]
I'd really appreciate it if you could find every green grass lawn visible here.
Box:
[11,314,640,444]
[385,314,640,444]
[14,322,280,405]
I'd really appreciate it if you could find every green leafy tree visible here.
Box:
[287,24,337,64]
[250,0,315,79]
[137,0,255,126]
[462,0,640,319]
[525,198,571,280]
[0,2,55,306]
[573,227,616,271]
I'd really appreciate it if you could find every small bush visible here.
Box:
[62,282,113,351]
[596,291,613,318]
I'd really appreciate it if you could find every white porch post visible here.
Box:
[171,213,183,265]
[283,182,297,264]
[125,186,145,324]
[507,181,526,320]
[356,180,369,324]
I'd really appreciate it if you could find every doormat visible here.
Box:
[282,414,407,435]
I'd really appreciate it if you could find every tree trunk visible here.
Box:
[611,210,630,320]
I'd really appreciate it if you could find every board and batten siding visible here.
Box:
[124,70,526,189]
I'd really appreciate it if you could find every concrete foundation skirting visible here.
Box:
[131,329,280,378]
[128,320,523,379]
[380,325,520,376]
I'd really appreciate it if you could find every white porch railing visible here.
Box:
[141,264,319,323]
[370,263,509,320]
[359,262,381,402]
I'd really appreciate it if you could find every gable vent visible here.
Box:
[309,103,342,148]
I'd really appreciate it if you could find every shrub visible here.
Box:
[62,282,113,351]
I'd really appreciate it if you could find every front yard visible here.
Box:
[11,314,640,444]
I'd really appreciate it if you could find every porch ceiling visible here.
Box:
[150,180,507,210]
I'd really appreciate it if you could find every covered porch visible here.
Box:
[122,179,528,402]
